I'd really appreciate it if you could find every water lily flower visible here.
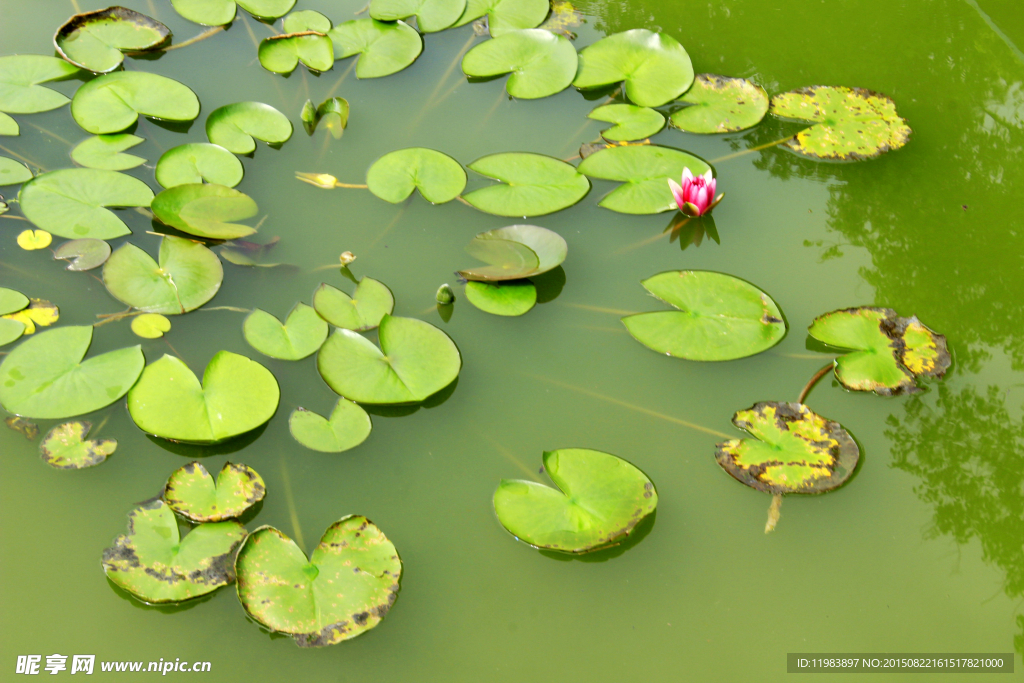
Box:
[668,168,724,217]
[295,172,339,189]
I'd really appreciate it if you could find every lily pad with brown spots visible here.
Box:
[670,74,768,134]
[164,461,266,522]
[40,420,116,469]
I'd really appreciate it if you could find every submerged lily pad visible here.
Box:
[807,307,950,395]
[131,313,172,339]
[458,224,566,281]
[236,517,401,647]
[55,7,171,74]
[72,71,200,134]
[463,152,589,216]
[313,278,394,332]
[622,271,786,361]
[259,32,334,74]
[53,238,112,271]
[301,97,349,138]
[128,351,280,443]
[574,29,693,107]
[171,0,296,25]
[493,448,657,553]
[462,29,577,99]
[164,461,266,522]
[155,143,244,188]
[453,0,549,37]
[40,420,116,469]
[670,74,768,134]
[152,183,258,240]
[588,103,664,141]
[19,168,153,239]
[715,401,859,494]
[577,145,710,214]
[465,280,536,316]
[328,19,422,79]
[366,148,465,204]
[370,0,466,33]
[770,85,912,160]
[103,499,247,603]
[289,400,372,453]
[0,55,80,115]
[6,415,39,439]
[70,134,146,171]
[0,156,33,186]
[243,304,328,360]
[206,102,293,154]
[317,314,461,404]
[0,325,144,419]
[103,236,223,314]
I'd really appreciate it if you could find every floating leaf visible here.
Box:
[155,143,244,188]
[461,29,577,99]
[463,152,589,216]
[103,499,247,603]
[283,9,332,33]
[71,71,200,135]
[577,145,709,214]
[588,103,664,141]
[40,420,116,469]
[0,55,80,115]
[458,224,566,281]
[0,156,33,185]
[164,461,266,522]
[366,148,465,204]
[2,298,59,335]
[131,313,172,339]
[770,85,912,160]
[243,304,328,360]
[53,238,112,271]
[0,112,18,136]
[573,29,693,107]
[289,400,372,453]
[313,277,394,332]
[453,0,549,37]
[18,168,153,239]
[301,97,349,138]
[128,351,280,443]
[0,319,26,347]
[70,134,146,170]
[670,74,768,134]
[493,448,657,553]
[259,32,334,75]
[6,415,39,439]
[103,236,223,314]
[152,183,258,240]
[0,288,29,316]
[465,280,536,316]
[16,229,51,250]
[370,0,466,33]
[328,19,422,79]
[206,101,293,155]
[171,0,296,25]
[54,7,171,73]
[317,314,460,404]
[0,325,144,419]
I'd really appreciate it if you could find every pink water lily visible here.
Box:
[668,168,724,217]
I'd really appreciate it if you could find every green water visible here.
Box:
[2,0,1023,680]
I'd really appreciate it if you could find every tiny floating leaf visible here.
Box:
[40,420,117,469]
[54,6,171,74]
[573,29,693,107]
[366,148,465,204]
[313,277,394,332]
[70,134,146,171]
[461,29,578,99]
[131,313,172,339]
[71,71,200,135]
[206,101,293,154]
[588,103,665,142]
[16,229,51,250]
[156,143,244,188]
[243,303,329,361]
[463,152,589,217]
[669,74,769,134]
[289,400,372,453]
[164,461,266,522]
[103,236,223,315]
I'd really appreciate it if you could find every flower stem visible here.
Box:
[709,133,801,164]
[798,362,834,404]
[164,26,226,51]
[765,494,782,533]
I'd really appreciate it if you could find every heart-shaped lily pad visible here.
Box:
[301,97,349,138]
[152,183,258,240]
[259,31,334,74]
[103,236,223,314]
[313,277,394,331]
[458,224,566,281]
[53,238,111,271]
[17,229,52,250]
[770,85,912,160]
[452,0,549,37]
[463,152,589,216]
[573,29,693,107]
[493,448,658,553]
[283,9,331,32]
[588,103,665,141]
[40,420,117,469]
[370,0,466,33]
[0,55,80,115]
[465,280,536,316]
[0,156,33,186]
[19,168,153,239]
[0,325,144,419]
[243,303,328,360]
[807,307,950,395]
[155,143,244,188]
[289,399,372,452]
[131,313,172,338]
[71,71,200,135]
[128,351,280,443]
[206,102,293,154]
[578,145,711,214]
[103,499,247,603]
[317,314,461,404]
[54,7,171,74]
[461,29,578,99]
[670,74,768,134]
[172,0,295,24]
[164,461,266,522]
[328,19,422,79]
[715,401,859,494]
[70,134,146,171]
[622,271,786,361]
[366,148,465,204]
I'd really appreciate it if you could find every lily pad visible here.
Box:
[171,0,296,25]
[0,113,18,136]
[1,298,59,335]
[0,319,26,347]
[366,148,465,204]
[328,19,422,79]
[127,351,280,443]
[458,224,566,281]
[312,278,394,332]
[317,314,461,404]
[283,10,332,33]
[301,97,349,138]
[19,168,153,239]
[164,461,266,522]
[0,55,80,115]
[0,288,29,316]
[463,152,589,216]
[259,32,334,75]
[152,183,258,240]
[770,85,912,160]
[0,325,144,419]
[573,29,693,107]
[670,74,768,134]
[70,134,146,170]
[588,103,665,141]
[206,102,293,154]
[155,143,244,188]
[71,71,200,135]
[577,145,710,214]
[465,280,536,316]
[461,29,577,99]
[103,236,223,314]
[243,304,328,360]
[289,400,372,453]
[0,156,32,186]
[53,238,112,271]
[54,7,171,74]
[370,0,466,33]
[236,517,401,647]
[39,420,116,469]
[102,499,247,603]
[715,401,859,494]
[622,271,786,361]
[131,313,172,339]
[807,307,950,395]
[493,448,657,553]
[452,0,549,37]
[17,229,51,250]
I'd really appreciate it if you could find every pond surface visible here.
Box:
[1,0,1022,680]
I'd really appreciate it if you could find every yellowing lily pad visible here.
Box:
[2,298,59,334]
[670,74,768,134]
[163,461,266,522]
[40,420,116,469]
[17,229,51,250]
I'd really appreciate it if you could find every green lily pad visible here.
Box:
[53,238,111,271]
[301,97,349,138]
[171,0,296,25]
[0,55,80,115]
[39,420,116,469]
[622,271,786,361]
[493,448,657,553]
[573,29,693,107]
[370,0,466,33]
[328,19,422,79]
[131,313,172,339]
[463,152,589,216]
[588,103,665,141]
[283,10,332,33]
[2,298,59,335]
[452,0,549,37]
[155,143,244,188]
[103,236,223,315]
[164,461,266,522]
[770,85,912,160]
[54,7,171,74]
[70,134,146,171]
[366,148,465,204]
[71,71,200,135]
[0,319,26,347]
[313,277,394,332]
[259,32,334,74]
[289,400,372,453]
[103,499,247,603]
[465,280,536,316]
[458,224,566,281]
[206,101,293,154]
[128,351,280,443]
[0,112,18,136]
[715,402,859,494]
[243,304,328,360]
[0,325,144,419]
[236,517,401,647]
[0,288,29,316]
[18,168,153,239]
[807,307,950,396]
[317,314,461,404]
[670,74,768,134]
[577,145,710,214]
[0,156,32,186]
[461,29,577,99]
[152,183,258,240]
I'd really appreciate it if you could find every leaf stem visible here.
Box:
[416,32,477,119]
[708,134,799,164]
[279,458,306,551]
[765,494,782,533]
[70,0,81,12]
[164,26,226,51]
[0,144,43,170]
[798,362,834,404]
[558,301,636,316]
